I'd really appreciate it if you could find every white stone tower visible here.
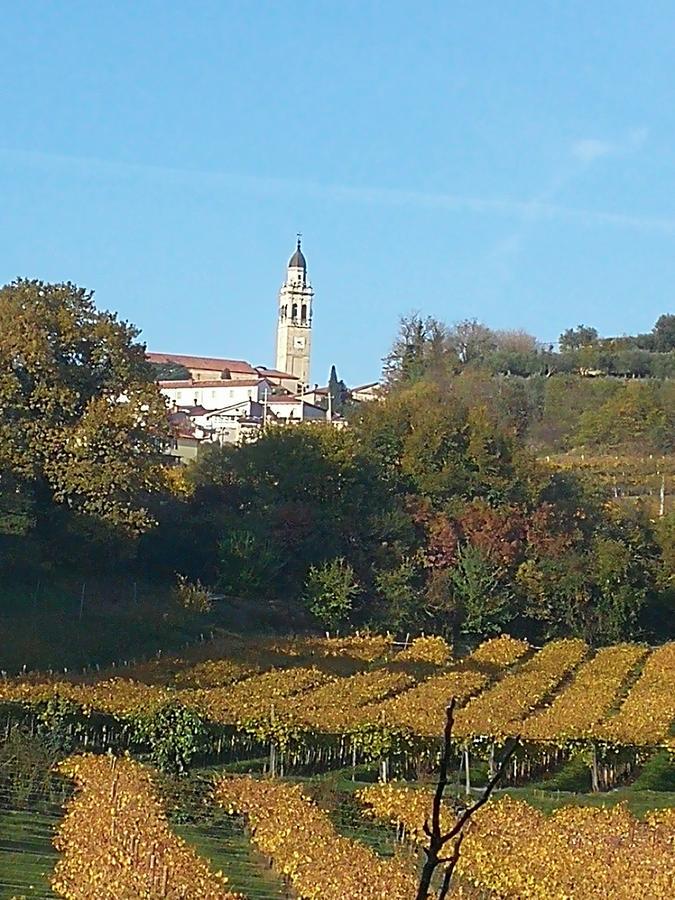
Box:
[275,236,314,387]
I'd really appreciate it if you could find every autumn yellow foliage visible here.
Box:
[599,641,675,746]
[454,638,588,738]
[214,776,416,900]
[359,782,675,899]
[0,636,671,751]
[467,634,530,668]
[53,754,241,899]
[398,635,452,665]
[521,643,648,742]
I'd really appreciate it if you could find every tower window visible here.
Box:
[301,304,307,323]
[292,303,298,320]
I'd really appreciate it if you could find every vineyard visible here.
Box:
[546,451,675,513]
[358,783,675,899]
[0,632,673,898]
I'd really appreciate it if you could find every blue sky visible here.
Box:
[2,1,675,385]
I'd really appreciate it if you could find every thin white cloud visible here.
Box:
[571,127,648,164]
[483,125,653,288]
[572,138,616,163]
[1,144,673,236]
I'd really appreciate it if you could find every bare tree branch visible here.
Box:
[440,736,519,844]
[438,831,465,900]
[414,698,519,900]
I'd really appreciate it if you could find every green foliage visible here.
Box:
[36,697,85,753]
[533,752,592,792]
[327,364,349,413]
[632,750,675,791]
[374,558,424,632]
[515,512,656,645]
[382,313,450,386]
[576,381,675,452]
[654,511,675,590]
[0,279,169,533]
[138,367,670,645]
[150,361,191,380]
[217,529,283,599]
[131,702,208,774]
[303,558,360,630]
[355,381,540,506]
[0,470,35,537]
[2,277,671,648]
[559,325,599,351]
[382,313,675,454]
[450,544,514,635]
[158,426,405,602]
[652,314,675,352]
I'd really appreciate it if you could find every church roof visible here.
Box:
[288,238,306,269]
[148,352,257,375]
[255,365,299,380]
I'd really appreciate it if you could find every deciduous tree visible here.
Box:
[0,279,168,532]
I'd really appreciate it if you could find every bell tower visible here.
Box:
[275,236,314,387]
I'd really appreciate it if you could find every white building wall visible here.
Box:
[267,400,326,421]
[161,379,272,411]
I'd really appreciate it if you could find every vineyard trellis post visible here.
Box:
[463,744,471,796]
[79,582,86,621]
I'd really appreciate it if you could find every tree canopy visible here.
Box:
[0,279,168,535]
[1,281,672,648]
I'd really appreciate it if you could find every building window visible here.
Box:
[301,304,307,323]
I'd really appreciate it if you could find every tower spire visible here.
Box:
[276,236,314,387]
[287,235,307,271]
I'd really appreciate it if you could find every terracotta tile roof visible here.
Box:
[148,352,257,375]
[255,366,299,379]
[159,379,268,389]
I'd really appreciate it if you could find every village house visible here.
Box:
[154,239,379,461]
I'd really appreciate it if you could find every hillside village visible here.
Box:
[150,240,379,460]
